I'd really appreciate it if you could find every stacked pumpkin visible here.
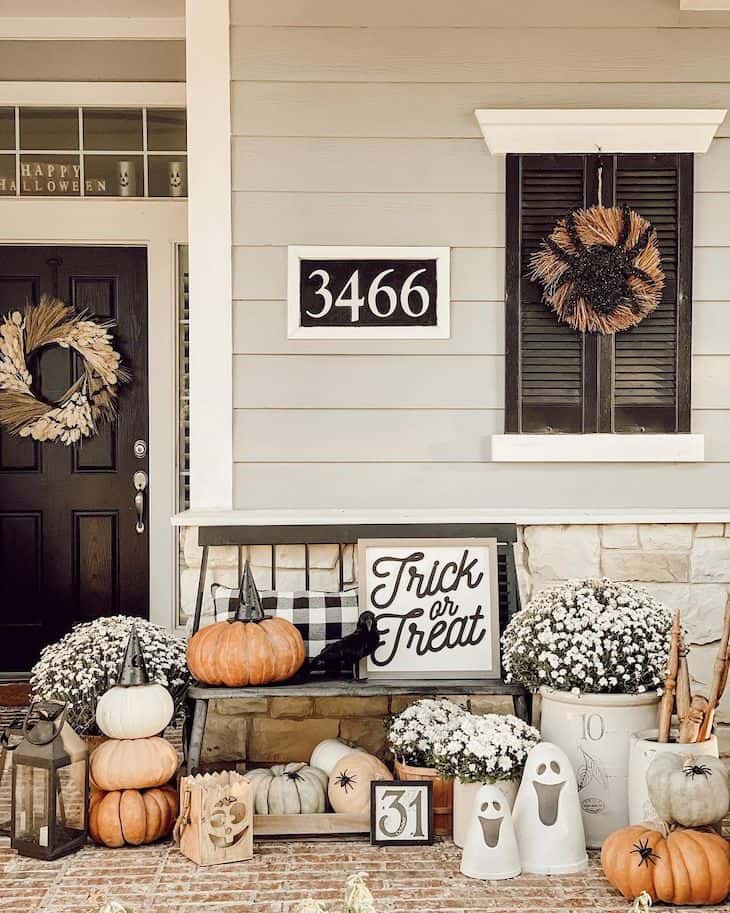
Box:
[601,752,730,906]
[245,738,392,817]
[89,627,180,848]
[187,562,306,687]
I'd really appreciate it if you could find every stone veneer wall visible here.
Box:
[179,524,730,763]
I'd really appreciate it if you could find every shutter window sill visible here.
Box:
[491,434,705,463]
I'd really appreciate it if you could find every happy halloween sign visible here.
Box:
[359,538,500,680]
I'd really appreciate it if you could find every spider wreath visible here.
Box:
[530,204,665,334]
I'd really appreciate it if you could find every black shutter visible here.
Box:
[612,153,693,432]
[505,153,692,435]
[505,155,590,432]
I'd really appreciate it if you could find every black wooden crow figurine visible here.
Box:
[309,611,381,674]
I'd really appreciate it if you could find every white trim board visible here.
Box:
[185,0,233,510]
[491,434,705,463]
[0,17,185,40]
[0,82,185,107]
[171,507,730,527]
[0,199,187,634]
[474,109,727,154]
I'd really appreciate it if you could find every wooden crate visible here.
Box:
[253,812,369,837]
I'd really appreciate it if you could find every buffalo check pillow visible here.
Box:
[204,584,360,658]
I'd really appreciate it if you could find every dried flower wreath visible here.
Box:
[0,295,129,445]
[530,204,665,334]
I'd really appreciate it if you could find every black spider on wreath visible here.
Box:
[546,206,655,319]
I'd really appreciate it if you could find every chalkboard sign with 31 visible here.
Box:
[288,246,450,338]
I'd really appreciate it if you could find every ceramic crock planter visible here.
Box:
[628,728,719,825]
[394,759,453,836]
[539,687,660,848]
[452,777,519,848]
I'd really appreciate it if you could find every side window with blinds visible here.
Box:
[505,152,693,434]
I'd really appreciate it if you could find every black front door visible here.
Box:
[0,246,149,673]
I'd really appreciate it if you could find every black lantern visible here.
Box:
[11,699,89,860]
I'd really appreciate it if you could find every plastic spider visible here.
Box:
[546,205,656,320]
[631,838,660,868]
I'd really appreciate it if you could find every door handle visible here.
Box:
[133,470,147,534]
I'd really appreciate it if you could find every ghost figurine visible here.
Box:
[460,784,521,881]
[512,742,588,875]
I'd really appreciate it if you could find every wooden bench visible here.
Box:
[184,522,530,774]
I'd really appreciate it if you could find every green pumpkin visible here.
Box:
[647,752,730,827]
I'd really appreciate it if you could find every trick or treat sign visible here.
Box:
[358,539,500,680]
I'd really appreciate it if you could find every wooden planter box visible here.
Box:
[252,812,369,837]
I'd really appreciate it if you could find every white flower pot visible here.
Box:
[539,687,660,848]
[452,776,519,848]
[628,727,719,825]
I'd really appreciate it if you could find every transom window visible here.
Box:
[0,106,187,199]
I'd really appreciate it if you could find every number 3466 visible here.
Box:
[306,267,430,322]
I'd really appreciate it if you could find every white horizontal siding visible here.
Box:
[229,0,723,27]
[233,355,505,409]
[229,4,730,511]
[230,27,730,83]
[233,463,730,509]
[233,300,504,355]
[234,409,502,462]
[232,81,730,138]
[232,192,504,246]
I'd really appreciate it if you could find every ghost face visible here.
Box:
[206,797,249,849]
[523,744,573,828]
[478,795,505,848]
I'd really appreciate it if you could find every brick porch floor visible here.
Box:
[1,838,728,913]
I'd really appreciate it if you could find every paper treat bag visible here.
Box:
[177,771,253,866]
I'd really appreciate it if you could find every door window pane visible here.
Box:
[0,156,15,195]
[148,155,187,197]
[147,109,186,151]
[84,154,144,197]
[0,109,14,150]
[20,108,78,151]
[83,108,143,152]
[20,156,80,196]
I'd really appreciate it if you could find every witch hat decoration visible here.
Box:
[117,624,150,687]
[237,560,265,621]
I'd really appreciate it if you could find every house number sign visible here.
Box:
[287,246,450,339]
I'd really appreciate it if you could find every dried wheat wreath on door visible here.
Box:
[530,205,665,334]
[0,295,129,445]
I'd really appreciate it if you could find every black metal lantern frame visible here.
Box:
[10,700,89,861]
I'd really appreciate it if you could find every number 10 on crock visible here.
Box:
[287,246,450,339]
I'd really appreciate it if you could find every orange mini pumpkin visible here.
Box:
[89,785,177,847]
[601,824,730,906]
[328,751,392,815]
[187,563,305,687]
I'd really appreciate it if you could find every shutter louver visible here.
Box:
[613,154,689,432]
[516,156,587,432]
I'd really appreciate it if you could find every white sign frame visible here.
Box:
[287,245,451,339]
[358,538,500,681]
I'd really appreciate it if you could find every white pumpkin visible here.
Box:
[310,739,363,777]
[647,752,730,827]
[245,763,329,814]
[96,683,174,740]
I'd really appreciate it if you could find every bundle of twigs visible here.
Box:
[657,599,730,743]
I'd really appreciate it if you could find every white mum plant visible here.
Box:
[386,698,466,767]
[31,615,189,736]
[502,578,671,695]
[434,713,539,784]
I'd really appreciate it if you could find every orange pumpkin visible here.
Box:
[328,751,392,814]
[601,824,730,906]
[90,736,179,791]
[187,563,305,686]
[89,785,177,847]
